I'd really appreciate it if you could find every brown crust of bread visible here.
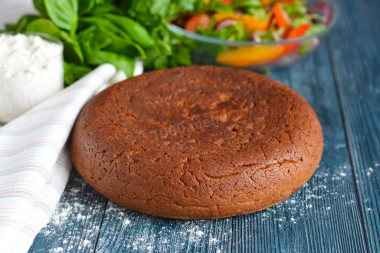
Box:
[70,66,323,219]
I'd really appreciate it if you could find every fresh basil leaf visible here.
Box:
[64,38,84,64]
[178,0,198,11]
[44,0,78,34]
[89,51,135,78]
[78,26,111,51]
[3,24,17,32]
[63,62,91,86]
[78,25,145,60]
[172,45,191,66]
[103,14,155,48]
[151,0,171,16]
[78,18,135,77]
[26,18,62,38]
[62,32,84,64]
[79,0,95,15]
[79,17,125,37]
[153,55,169,69]
[98,28,146,58]
[87,3,122,16]
[79,17,145,58]
[4,15,40,33]
[33,0,47,15]
[96,0,117,4]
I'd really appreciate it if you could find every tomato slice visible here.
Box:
[185,13,211,33]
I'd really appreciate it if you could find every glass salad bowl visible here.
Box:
[168,2,339,71]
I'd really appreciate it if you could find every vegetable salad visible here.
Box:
[170,0,332,68]
[176,0,330,42]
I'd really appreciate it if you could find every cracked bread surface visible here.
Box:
[70,66,323,219]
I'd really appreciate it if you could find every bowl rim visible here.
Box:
[168,1,339,46]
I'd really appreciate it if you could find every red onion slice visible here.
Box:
[252,31,266,42]
[215,19,238,30]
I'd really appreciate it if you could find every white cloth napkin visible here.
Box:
[0,64,119,253]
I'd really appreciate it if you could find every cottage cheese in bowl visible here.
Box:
[0,33,63,123]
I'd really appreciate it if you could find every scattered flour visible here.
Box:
[335,143,346,149]
[82,240,90,247]
[123,219,131,226]
[52,204,72,225]
[209,237,218,244]
[367,167,374,176]
[195,230,204,236]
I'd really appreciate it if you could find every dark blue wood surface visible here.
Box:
[29,0,379,252]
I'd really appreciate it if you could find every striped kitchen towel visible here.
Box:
[0,64,117,253]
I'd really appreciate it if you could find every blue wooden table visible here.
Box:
[29,0,379,252]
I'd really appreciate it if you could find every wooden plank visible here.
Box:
[327,0,380,251]
[29,171,108,253]
[265,45,367,252]
[284,45,367,252]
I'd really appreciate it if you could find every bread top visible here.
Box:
[72,66,323,218]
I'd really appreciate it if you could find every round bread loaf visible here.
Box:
[71,66,323,219]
